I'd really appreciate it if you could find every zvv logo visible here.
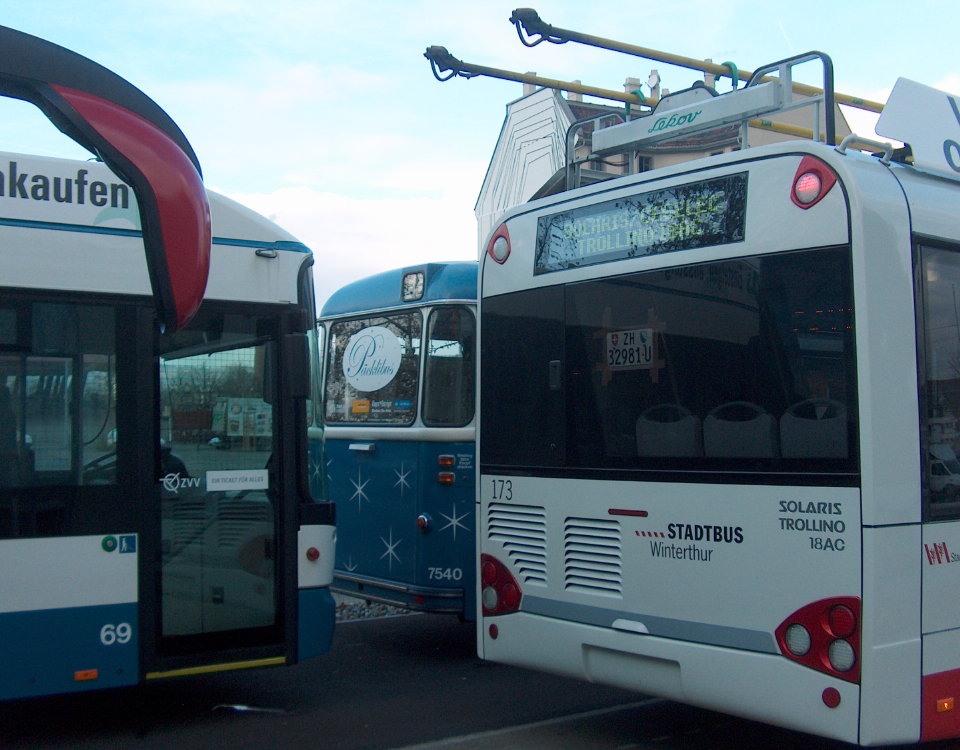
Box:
[162,472,201,493]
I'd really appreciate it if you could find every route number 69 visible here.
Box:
[100,622,132,645]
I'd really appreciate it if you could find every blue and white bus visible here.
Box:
[319,262,476,619]
[0,26,335,701]
[0,152,336,700]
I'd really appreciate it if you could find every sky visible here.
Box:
[2,0,959,309]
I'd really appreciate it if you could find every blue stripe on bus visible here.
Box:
[0,216,309,253]
[0,216,142,236]
[0,602,139,701]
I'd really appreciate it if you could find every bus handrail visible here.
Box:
[836,133,896,165]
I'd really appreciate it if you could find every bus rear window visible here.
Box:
[324,313,421,425]
[481,246,858,479]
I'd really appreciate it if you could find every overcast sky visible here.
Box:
[2,1,958,308]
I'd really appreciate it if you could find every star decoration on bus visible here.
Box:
[380,528,402,571]
[439,504,470,540]
[341,555,358,573]
[309,452,325,485]
[349,468,370,510]
[394,462,412,495]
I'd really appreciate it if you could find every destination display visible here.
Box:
[534,172,748,274]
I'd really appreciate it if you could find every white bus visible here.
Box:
[476,53,960,744]
[0,151,336,699]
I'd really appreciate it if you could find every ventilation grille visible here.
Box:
[487,503,547,585]
[564,517,622,595]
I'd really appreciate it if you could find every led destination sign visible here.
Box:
[534,173,747,274]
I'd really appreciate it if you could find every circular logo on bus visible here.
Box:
[343,325,402,392]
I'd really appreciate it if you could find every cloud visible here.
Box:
[935,73,960,96]
[227,185,480,309]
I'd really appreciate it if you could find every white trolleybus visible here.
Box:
[470,48,960,746]
[0,25,335,700]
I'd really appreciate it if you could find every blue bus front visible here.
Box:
[318,263,477,619]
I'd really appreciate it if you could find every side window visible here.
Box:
[920,244,960,518]
[324,312,421,425]
[0,301,117,537]
[423,307,475,427]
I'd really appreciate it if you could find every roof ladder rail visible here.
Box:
[745,51,835,146]
[590,51,837,157]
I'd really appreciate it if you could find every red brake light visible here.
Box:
[775,596,861,682]
[791,155,838,209]
[794,172,822,203]
[486,223,511,264]
[480,553,522,615]
[438,472,455,484]
[438,454,455,467]
[828,604,857,638]
[481,559,498,587]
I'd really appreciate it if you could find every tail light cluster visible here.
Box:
[438,454,455,485]
[480,553,521,615]
[775,596,861,683]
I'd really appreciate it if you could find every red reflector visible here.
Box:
[74,669,99,682]
[489,623,499,639]
[305,546,320,562]
[438,454,455,467]
[438,472,455,484]
[822,687,841,708]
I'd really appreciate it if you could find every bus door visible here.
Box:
[416,305,476,617]
[153,306,292,666]
[323,311,422,597]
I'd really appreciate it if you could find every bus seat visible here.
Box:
[703,401,778,458]
[636,403,702,457]
[780,398,847,458]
